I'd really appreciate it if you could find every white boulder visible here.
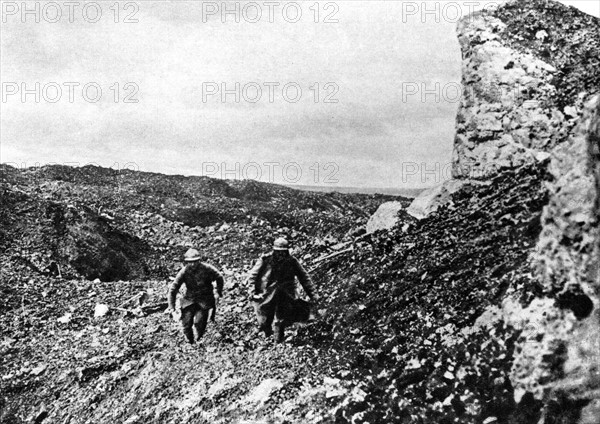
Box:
[366,201,405,234]
[407,180,467,220]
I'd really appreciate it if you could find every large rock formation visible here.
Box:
[452,1,600,421]
[409,0,599,219]
[503,95,599,423]
[453,0,600,179]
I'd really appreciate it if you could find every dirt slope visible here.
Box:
[1,162,549,424]
[1,164,408,423]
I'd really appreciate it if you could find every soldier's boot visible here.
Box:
[274,322,286,343]
[183,327,195,344]
[258,311,274,337]
[259,324,273,337]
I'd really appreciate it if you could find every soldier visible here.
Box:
[248,237,317,343]
[166,248,224,345]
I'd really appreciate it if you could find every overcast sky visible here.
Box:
[1,1,598,189]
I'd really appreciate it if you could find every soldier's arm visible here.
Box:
[168,267,186,310]
[294,258,316,299]
[206,264,225,297]
[247,256,267,294]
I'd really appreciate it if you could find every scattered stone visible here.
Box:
[246,379,283,405]
[30,365,47,376]
[57,313,72,324]
[94,304,109,318]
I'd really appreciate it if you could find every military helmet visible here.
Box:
[273,237,289,251]
[183,248,202,262]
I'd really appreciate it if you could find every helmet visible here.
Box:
[183,248,202,262]
[273,237,289,251]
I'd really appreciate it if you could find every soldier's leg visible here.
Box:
[273,319,286,343]
[194,308,209,341]
[261,305,275,337]
[273,301,288,343]
[180,306,196,344]
[273,294,294,343]
[255,298,275,337]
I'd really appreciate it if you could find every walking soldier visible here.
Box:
[248,238,317,343]
[167,248,224,344]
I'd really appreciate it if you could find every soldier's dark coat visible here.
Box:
[248,253,314,325]
[168,262,224,311]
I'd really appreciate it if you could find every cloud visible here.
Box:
[1,1,467,188]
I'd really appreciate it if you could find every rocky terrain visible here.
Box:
[0,161,550,424]
[448,1,599,421]
[1,0,599,423]
[0,163,408,424]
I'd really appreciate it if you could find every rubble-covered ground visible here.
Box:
[0,164,403,423]
[0,162,555,423]
[305,164,551,423]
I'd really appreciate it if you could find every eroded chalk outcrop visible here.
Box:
[505,95,600,423]
[452,0,600,421]
[453,0,599,180]
[453,13,565,178]
[406,180,468,220]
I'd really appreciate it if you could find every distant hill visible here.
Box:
[285,184,426,198]
[0,163,407,284]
